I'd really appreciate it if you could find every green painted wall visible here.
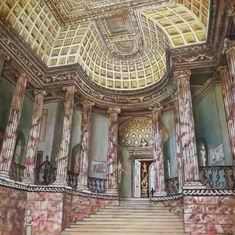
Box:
[0,78,34,164]
[118,147,132,198]
[69,109,82,170]
[89,114,109,177]
[193,84,232,166]
[162,110,177,178]
[51,101,64,166]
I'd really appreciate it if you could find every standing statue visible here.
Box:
[24,209,32,235]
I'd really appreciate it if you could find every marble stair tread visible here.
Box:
[61,200,188,235]
[61,232,190,235]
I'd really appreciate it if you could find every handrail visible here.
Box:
[35,160,56,185]
[10,162,25,182]
[88,177,107,193]
[199,165,235,189]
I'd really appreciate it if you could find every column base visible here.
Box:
[183,181,206,189]
[76,184,90,193]
[153,191,167,196]
[106,188,118,196]
[0,170,10,179]
[22,177,34,185]
[52,179,68,187]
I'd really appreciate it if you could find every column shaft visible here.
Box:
[0,73,28,177]
[23,89,46,183]
[174,99,184,192]
[218,66,235,164]
[77,101,93,191]
[152,106,166,195]
[54,86,75,185]
[107,107,120,194]
[175,70,199,183]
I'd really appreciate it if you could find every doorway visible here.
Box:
[133,159,154,198]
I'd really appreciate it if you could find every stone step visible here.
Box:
[82,218,183,223]
[61,232,190,235]
[65,227,186,232]
[61,199,188,235]
[76,220,183,226]
[71,224,184,228]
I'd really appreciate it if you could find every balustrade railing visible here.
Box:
[199,166,235,189]
[88,177,107,193]
[67,170,79,189]
[10,162,25,182]
[35,160,56,185]
[166,177,179,194]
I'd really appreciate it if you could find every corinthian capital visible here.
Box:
[216,66,228,74]
[223,38,235,54]
[34,89,47,96]
[174,70,191,82]
[108,107,121,114]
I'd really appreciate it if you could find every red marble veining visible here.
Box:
[0,74,28,174]
[152,106,166,195]
[218,66,235,166]
[23,90,46,183]
[77,100,93,190]
[25,192,64,235]
[63,193,119,229]
[184,196,235,234]
[55,86,75,185]
[0,187,27,235]
[175,70,200,182]
[174,100,183,192]
[107,108,120,194]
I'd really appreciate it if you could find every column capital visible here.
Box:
[81,99,95,107]
[216,66,228,74]
[0,49,10,61]
[62,85,77,93]
[108,107,121,114]
[34,89,47,96]
[150,103,162,113]
[174,70,191,82]
[19,72,30,81]
[223,38,235,54]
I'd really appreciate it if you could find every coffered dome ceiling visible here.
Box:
[0,0,210,90]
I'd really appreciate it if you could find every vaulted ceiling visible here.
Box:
[0,0,210,90]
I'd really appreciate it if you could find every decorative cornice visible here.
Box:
[183,188,235,196]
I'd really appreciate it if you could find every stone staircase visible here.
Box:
[61,198,190,235]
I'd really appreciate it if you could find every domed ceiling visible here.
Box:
[0,0,210,90]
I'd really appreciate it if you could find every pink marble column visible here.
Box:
[76,100,94,191]
[54,86,76,186]
[174,70,200,184]
[152,105,166,195]
[0,73,28,178]
[221,39,235,166]
[23,89,47,184]
[174,99,184,192]
[107,107,121,195]
[218,66,235,165]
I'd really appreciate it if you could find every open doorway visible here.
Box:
[133,159,154,198]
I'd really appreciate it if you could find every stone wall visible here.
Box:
[184,196,235,234]
[25,192,64,235]
[0,186,27,235]
[63,194,119,229]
